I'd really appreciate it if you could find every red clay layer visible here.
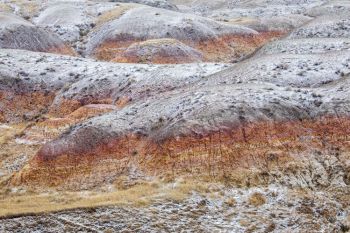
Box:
[34,116,350,166]
[0,91,56,123]
[1,88,123,123]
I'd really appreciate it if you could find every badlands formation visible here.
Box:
[0,0,350,232]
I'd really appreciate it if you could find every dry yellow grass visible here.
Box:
[96,4,138,27]
[225,17,257,25]
[248,192,266,207]
[225,197,236,207]
[0,3,12,12]
[0,124,28,145]
[135,38,182,47]
[163,179,210,201]
[0,179,211,218]
[5,0,39,18]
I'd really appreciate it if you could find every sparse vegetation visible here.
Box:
[96,4,137,27]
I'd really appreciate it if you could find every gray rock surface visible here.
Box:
[257,38,350,55]
[202,51,350,88]
[226,14,312,32]
[306,0,350,17]
[289,14,350,39]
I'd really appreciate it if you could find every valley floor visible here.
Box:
[1,183,349,233]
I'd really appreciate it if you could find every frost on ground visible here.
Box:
[0,0,350,232]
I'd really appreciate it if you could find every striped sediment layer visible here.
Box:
[93,31,285,63]
[0,49,227,122]
[15,116,350,188]
[0,90,55,123]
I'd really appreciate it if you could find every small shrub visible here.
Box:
[224,197,236,207]
[248,192,266,207]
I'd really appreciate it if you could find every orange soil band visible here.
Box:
[34,116,350,166]
[10,115,349,188]
[0,91,55,123]
[15,116,350,187]
[0,88,116,122]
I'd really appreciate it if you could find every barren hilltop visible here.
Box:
[0,0,349,232]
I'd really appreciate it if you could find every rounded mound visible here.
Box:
[307,1,350,17]
[289,14,350,39]
[86,6,260,62]
[0,12,74,55]
[112,38,203,63]
[257,38,350,56]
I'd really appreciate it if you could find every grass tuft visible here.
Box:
[248,192,266,207]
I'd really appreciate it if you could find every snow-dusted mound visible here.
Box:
[0,12,74,55]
